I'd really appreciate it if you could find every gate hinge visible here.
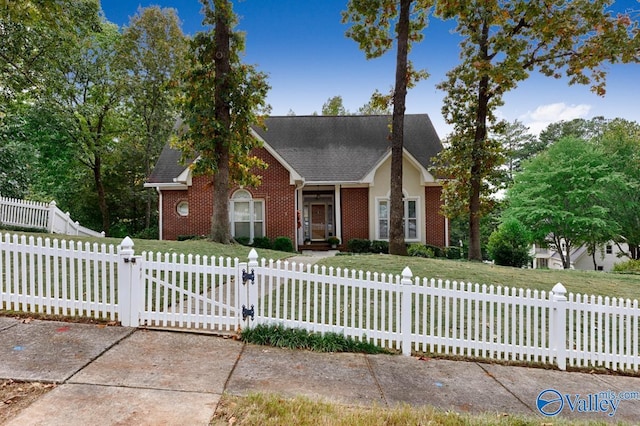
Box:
[242,269,255,285]
[242,304,255,321]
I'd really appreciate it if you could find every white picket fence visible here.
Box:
[0,195,104,238]
[1,233,638,372]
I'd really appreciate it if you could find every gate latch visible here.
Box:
[242,304,255,321]
[242,269,254,285]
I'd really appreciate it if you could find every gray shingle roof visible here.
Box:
[146,114,442,185]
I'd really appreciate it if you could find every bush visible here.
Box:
[347,238,371,253]
[252,236,272,249]
[408,243,434,258]
[132,226,159,240]
[177,235,200,241]
[425,244,444,258]
[234,236,250,246]
[370,240,388,254]
[327,236,340,246]
[613,259,640,274]
[444,246,462,260]
[487,218,531,267]
[272,236,294,252]
[241,323,388,354]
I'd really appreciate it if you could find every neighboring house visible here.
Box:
[532,242,629,272]
[145,114,449,249]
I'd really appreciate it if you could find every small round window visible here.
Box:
[176,201,189,217]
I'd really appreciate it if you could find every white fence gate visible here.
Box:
[1,233,639,372]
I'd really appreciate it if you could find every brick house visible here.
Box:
[145,114,448,249]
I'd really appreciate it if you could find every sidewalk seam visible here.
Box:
[213,340,247,414]
[365,354,389,407]
[64,326,137,384]
[475,362,536,414]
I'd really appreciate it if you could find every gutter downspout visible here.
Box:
[155,187,163,240]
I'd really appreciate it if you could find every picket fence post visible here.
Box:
[47,201,56,233]
[551,282,568,370]
[401,266,413,356]
[237,248,259,330]
[118,237,143,327]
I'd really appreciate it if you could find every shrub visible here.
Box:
[425,244,444,258]
[272,236,294,252]
[132,226,159,240]
[613,259,640,274]
[234,236,250,246]
[347,238,371,253]
[444,246,462,259]
[370,240,388,254]
[252,236,272,249]
[327,236,340,246]
[487,218,531,267]
[408,243,434,258]
[241,323,388,354]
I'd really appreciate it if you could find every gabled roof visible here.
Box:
[146,114,442,186]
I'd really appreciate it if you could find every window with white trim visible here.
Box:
[230,190,264,241]
[377,195,419,241]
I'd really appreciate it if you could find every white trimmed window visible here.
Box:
[230,190,264,241]
[376,194,419,241]
[176,201,189,217]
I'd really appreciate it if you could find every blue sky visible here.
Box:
[101,0,640,138]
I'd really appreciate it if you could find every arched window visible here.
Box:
[230,190,264,242]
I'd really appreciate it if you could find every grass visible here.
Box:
[0,230,293,262]
[211,393,628,426]
[319,253,640,301]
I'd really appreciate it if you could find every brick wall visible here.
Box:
[160,147,295,242]
[240,148,296,241]
[341,187,369,243]
[425,186,447,247]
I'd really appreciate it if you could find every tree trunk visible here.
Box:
[210,0,232,243]
[564,243,572,269]
[468,20,491,262]
[93,154,110,236]
[388,0,411,256]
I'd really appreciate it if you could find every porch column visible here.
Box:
[334,185,342,242]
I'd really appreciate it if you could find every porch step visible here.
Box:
[298,242,334,251]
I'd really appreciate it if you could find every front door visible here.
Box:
[311,204,326,241]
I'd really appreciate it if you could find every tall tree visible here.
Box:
[596,119,640,260]
[538,116,608,151]
[321,95,349,115]
[344,0,431,255]
[0,0,100,110]
[119,6,189,231]
[433,0,637,261]
[42,20,125,235]
[358,90,392,115]
[505,137,626,269]
[177,0,270,243]
[498,120,537,186]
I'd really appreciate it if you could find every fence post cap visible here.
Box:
[401,266,413,280]
[49,200,57,207]
[248,248,258,263]
[120,236,135,256]
[551,282,566,294]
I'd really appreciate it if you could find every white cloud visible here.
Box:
[519,102,591,135]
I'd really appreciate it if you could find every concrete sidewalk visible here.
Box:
[1,317,639,425]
